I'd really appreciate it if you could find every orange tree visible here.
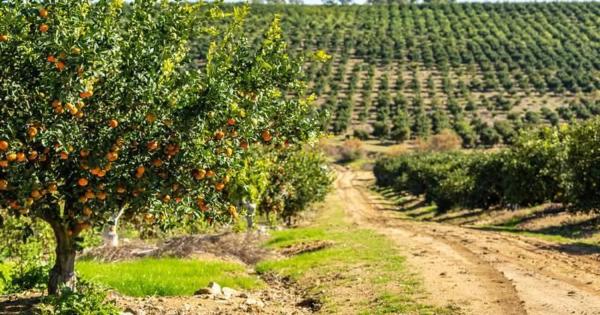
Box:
[0,0,321,294]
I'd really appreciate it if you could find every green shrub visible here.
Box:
[338,139,364,163]
[499,128,566,206]
[374,120,600,213]
[372,121,391,138]
[0,215,53,293]
[564,119,600,210]
[353,129,370,140]
[38,280,120,315]
[0,263,12,294]
[261,150,333,224]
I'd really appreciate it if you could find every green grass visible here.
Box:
[77,258,263,297]
[256,197,456,314]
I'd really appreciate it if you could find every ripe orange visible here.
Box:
[0,160,8,168]
[227,118,236,126]
[261,130,272,142]
[0,34,8,42]
[16,152,26,162]
[214,130,225,141]
[85,190,95,199]
[30,190,41,199]
[215,182,225,191]
[79,90,93,99]
[192,169,207,180]
[206,170,215,178]
[60,151,69,160]
[151,159,163,167]
[135,166,145,178]
[55,61,65,71]
[196,198,209,211]
[39,24,49,33]
[53,104,64,114]
[27,126,38,138]
[47,55,56,63]
[147,140,159,151]
[106,151,118,162]
[0,140,8,151]
[65,103,78,115]
[6,152,17,162]
[90,167,100,176]
[0,180,8,190]
[83,207,93,217]
[48,183,58,193]
[165,143,180,156]
[80,149,90,158]
[77,178,88,187]
[117,186,126,194]
[108,119,118,128]
[39,8,48,18]
[97,191,107,200]
[28,150,38,161]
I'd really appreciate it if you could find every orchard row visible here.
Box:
[234,3,600,143]
[374,117,600,213]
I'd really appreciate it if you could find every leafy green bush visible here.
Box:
[564,119,600,210]
[353,129,370,140]
[261,150,333,224]
[374,118,600,213]
[0,262,12,294]
[38,280,120,315]
[0,215,53,293]
[338,139,364,163]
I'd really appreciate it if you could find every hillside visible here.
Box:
[246,2,600,146]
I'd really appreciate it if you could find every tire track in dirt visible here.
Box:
[335,167,600,315]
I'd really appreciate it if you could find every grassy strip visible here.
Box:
[256,196,456,314]
[77,258,263,297]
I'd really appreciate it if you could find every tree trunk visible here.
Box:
[48,224,77,295]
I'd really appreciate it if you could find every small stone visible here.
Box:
[245,298,265,308]
[122,307,145,315]
[207,282,222,295]
[222,287,239,299]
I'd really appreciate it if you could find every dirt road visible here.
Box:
[335,167,600,315]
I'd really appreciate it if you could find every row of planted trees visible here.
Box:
[245,2,600,143]
[0,0,330,295]
[250,2,600,94]
[374,118,600,213]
